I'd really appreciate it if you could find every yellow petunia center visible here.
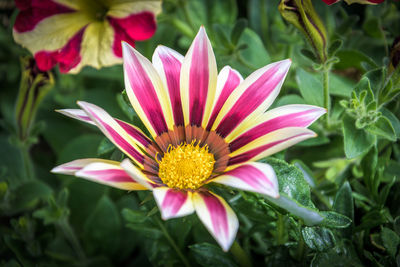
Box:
[157,141,215,190]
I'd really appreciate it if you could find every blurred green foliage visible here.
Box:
[1,0,400,266]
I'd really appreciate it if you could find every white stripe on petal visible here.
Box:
[51,158,117,175]
[75,161,147,191]
[193,191,238,252]
[77,101,145,166]
[122,42,174,137]
[120,158,157,190]
[57,109,95,125]
[211,162,279,198]
[153,187,194,220]
[180,26,218,128]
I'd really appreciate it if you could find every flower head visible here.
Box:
[13,0,161,73]
[52,27,325,251]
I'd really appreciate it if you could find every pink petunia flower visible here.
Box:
[52,27,325,251]
[322,0,384,5]
[13,0,161,73]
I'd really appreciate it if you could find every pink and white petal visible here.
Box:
[75,162,147,191]
[193,191,239,252]
[57,108,152,147]
[122,42,174,137]
[153,187,194,220]
[120,158,158,190]
[107,1,162,19]
[56,109,95,125]
[14,0,76,33]
[228,127,316,166]
[77,101,145,166]
[68,20,121,74]
[229,105,326,152]
[211,162,279,198]
[13,12,90,66]
[211,59,291,142]
[51,158,119,175]
[152,46,185,126]
[206,66,243,131]
[180,26,218,128]
[108,11,157,44]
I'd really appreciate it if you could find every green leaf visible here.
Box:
[342,115,375,159]
[329,74,355,98]
[302,227,336,252]
[231,18,247,45]
[295,68,324,107]
[366,116,396,141]
[381,108,400,138]
[189,243,238,267]
[333,182,354,237]
[381,227,400,258]
[83,195,121,256]
[122,208,148,224]
[97,137,116,156]
[335,50,378,71]
[125,224,162,239]
[301,49,318,63]
[328,39,343,57]
[11,180,52,212]
[261,158,324,226]
[319,211,352,229]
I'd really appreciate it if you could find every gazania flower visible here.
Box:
[52,27,325,251]
[322,0,384,4]
[13,0,161,73]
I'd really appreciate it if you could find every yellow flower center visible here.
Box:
[157,142,215,190]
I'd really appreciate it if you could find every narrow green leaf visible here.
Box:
[319,211,352,229]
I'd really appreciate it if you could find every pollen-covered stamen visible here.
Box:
[157,141,215,190]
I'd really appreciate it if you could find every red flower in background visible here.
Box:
[13,0,161,73]
[322,0,384,4]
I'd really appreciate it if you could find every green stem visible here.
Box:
[155,217,191,267]
[180,0,194,32]
[296,231,305,262]
[230,241,252,267]
[58,218,86,262]
[20,145,34,181]
[276,213,285,245]
[322,65,331,128]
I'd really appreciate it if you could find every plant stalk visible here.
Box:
[230,241,252,267]
[322,65,331,128]
[155,217,191,267]
[58,217,87,262]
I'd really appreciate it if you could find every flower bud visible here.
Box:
[279,0,328,63]
[15,57,54,140]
